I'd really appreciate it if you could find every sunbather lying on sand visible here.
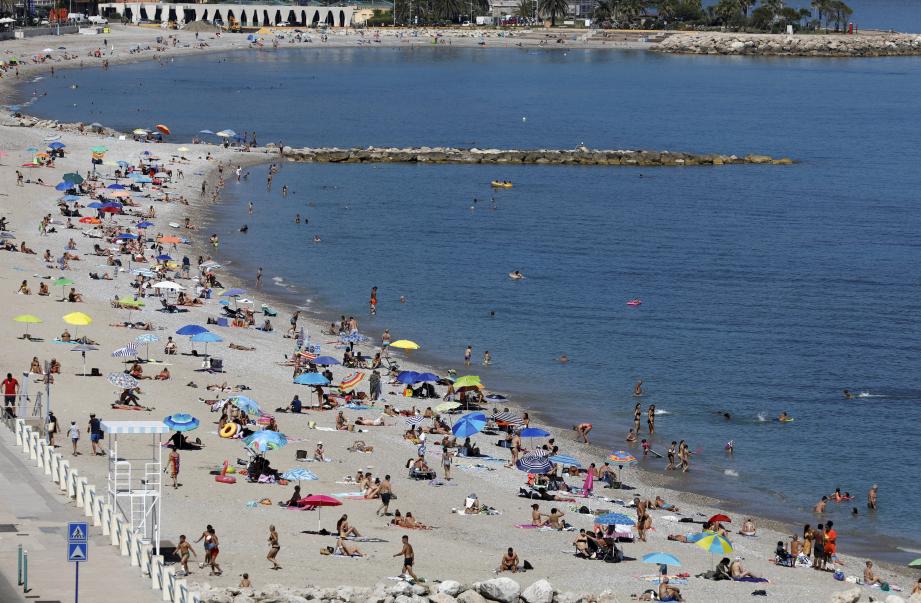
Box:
[229,343,255,351]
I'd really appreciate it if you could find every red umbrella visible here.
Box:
[155,124,171,135]
[708,513,731,525]
[297,495,342,531]
[100,206,120,213]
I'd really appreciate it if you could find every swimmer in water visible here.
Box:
[239,225,248,233]
[843,389,853,399]
[778,411,791,422]
[313,235,321,243]
[509,270,524,280]
[248,201,254,214]
[725,440,734,455]
[633,380,644,397]
[558,354,569,364]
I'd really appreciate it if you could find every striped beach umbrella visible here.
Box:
[163,414,200,432]
[516,452,552,475]
[608,451,637,465]
[112,344,139,359]
[405,416,426,427]
[492,412,522,425]
[338,372,365,392]
[107,372,139,390]
[693,532,733,555]
[135,333,160,360]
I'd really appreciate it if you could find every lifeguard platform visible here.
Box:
[102,420,167,554]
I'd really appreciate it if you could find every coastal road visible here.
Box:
[0,427,161,603]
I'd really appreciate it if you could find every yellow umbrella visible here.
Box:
[13,314,42,339]
[389,339,420,350]
[63,311,93,338]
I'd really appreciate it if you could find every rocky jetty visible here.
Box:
[280,146,794,167]
[654,32,921,57]
[193,577,621,603]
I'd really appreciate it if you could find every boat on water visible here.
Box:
[626,299,642,306]
[491,180,513,188]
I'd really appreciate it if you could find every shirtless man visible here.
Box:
[393,535,418,582]
[176,535,196,576]
[499,547,520,573]
[547,508,566,530]
[573,423,592,444]
[814,495,828,514]
[658,577,683,602]
[730,557,762,580]
[633,380,644,397]
[868,484,878,510]
[376,474,392,516]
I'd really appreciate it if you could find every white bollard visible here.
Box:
[22,426,32,453]
[162,567,175,601]
[138,542,150,572]
[110,512,120,546]
[75,477,88,507]
[84,485,96,518]
[67,468,78,498]
[58,460,69,491]
[43,442,52,475]
[29,432,38,461]
[15,419,24,445]
[150,554,163,590]
[119,521,130,556]
[101,503,111,536]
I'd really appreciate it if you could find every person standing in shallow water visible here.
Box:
[464,345,472,366]
[647,404,656,435]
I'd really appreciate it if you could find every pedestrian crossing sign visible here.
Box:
[68,522,88,543]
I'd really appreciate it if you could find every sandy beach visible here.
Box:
[1,25,919,603]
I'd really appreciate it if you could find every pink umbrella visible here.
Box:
[297,495,342,531]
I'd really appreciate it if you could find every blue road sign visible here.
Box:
[68,522,88,543]
[67,542,87,562]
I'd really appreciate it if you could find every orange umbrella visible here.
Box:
[79,217,101,224]
[155,124,171,135]
[158,235,181,244]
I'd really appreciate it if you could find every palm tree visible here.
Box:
[436,0,462,21]
[515,0,535,17]
[811,0,829,29]
[538,0,568,25]
[593,0,615,22]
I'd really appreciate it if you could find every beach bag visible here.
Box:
[833,570,845,581]
[522,560,533,570]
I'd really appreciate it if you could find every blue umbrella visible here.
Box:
[519,427,550,438]
[117,233,138,240]
[199,130,215,135]
[642,552,681,566]
[244,430,287,453]
[60,194,80,202]
[396,371,420,385]
[226,395,262,416]
[516,453,552,474]
[549,455,582,469]
[415,372,439,383]
[156,254,172,261]
[452,412,486,438]
[218,300,230,306]
[107,183,126,190]
[163,413,200,432]
[312,355,339,366]
[88,202,104,209]
[293,372,329,386]
[176,324,208,336]
[281,467,318,483]
[116,160,129,168]
[221,288,246,297]
[55,181,73,191]
[103,201,123,208]
[133,176,153,184]
[137,221,154,229]
[192,332,222,343]
[595,513,636,526]
[135,333,160,360]
[48,141,66,149]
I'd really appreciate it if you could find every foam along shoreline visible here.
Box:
[653,31,921,57]
[279,146,795,167]
[0,27,917,603]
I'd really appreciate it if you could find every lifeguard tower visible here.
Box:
[101,420,167,554]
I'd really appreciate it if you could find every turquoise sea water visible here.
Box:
[15,46,921,561]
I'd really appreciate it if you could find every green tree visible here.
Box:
[811,0,829,29]
[714,0,740,26]
[539,0,569,25]
[435,0,462,21]
[593,0,616,22]
[827,0,852,30]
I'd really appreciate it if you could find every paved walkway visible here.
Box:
[0,428,161,603]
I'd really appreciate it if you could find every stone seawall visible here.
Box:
[279,146,794,167]
[653,32,921,57]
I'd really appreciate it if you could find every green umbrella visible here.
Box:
[53,277,74,300]
[62,172,84,185]
[453,375,482,389]
[909,558,921,567]
[90,146,108,153]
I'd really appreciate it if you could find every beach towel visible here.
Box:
[734,577,768,583]
[515,524,540,529]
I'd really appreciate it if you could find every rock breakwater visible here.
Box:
[280,146,794,167]
[654,32,921,57]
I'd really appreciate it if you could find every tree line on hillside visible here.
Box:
[386,0,853,32]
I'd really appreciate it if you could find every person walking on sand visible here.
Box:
[176,534,196,576]
[267,525,281,570]
[394,535,419,582]
[376,474,392,516]
[88,414,103,456]
[47,411,58,447]
[3,373,20,418]
[68,421,80,456]
[167,446,180,489]
[441,445,453,480]
[464,345,472,366]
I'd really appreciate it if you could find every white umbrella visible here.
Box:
[152,281,184,291]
